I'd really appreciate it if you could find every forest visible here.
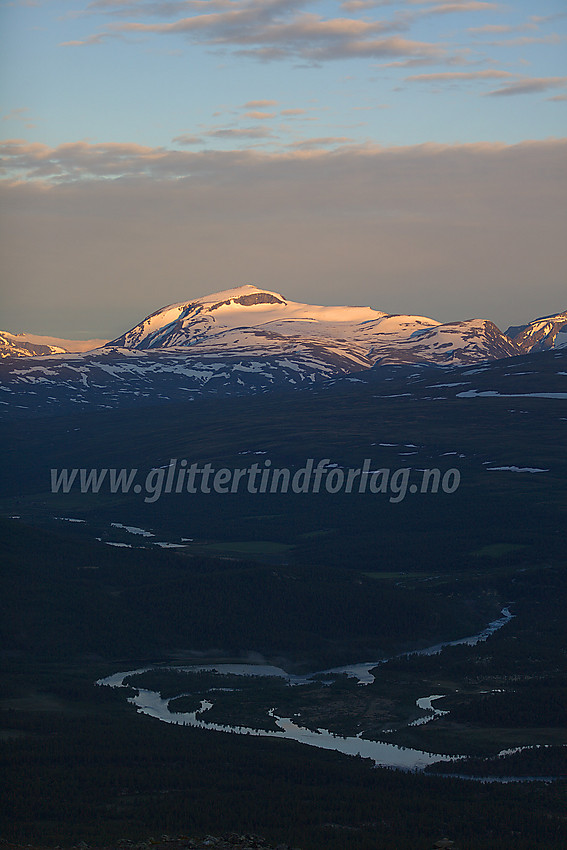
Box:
[1,384,566,848]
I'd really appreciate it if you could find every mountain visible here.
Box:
[107,285,389,349]
[0,286,564,419]
[0,332,67,358]
[104,284,518,366]
[0,286,527,368]
[0,330,109,358]
[364,317,520,365]
[506,310,567,353]
[0,342,377,420]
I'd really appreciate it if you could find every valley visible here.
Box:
[1,289,566,848]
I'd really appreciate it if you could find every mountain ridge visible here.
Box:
[1,286,565,418]
[100,285,566,365]
[0,331,110,358]
[3,286,565,362]
[505,310,567,353]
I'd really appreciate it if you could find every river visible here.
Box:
[95,607,566,779]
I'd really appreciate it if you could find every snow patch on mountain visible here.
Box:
[0,331,109,358]
[506,310,567,353]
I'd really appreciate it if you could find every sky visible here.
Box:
[1,0,566,338]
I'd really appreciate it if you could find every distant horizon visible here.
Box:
[2,137,565,338]
[2,282,565,341]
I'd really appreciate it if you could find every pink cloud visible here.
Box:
[61,0,461,64]
[406,69,515,82]
[486,76,567,97]
[243,99,279,107]
[244,110,277,119]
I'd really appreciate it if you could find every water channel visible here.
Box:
[96,608,562,778]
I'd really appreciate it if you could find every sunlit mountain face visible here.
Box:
[0,331,109,358]
[0,286,565,419]
[104,284,520,365]
[506,311,567,353]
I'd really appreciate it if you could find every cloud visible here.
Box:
[174,120,277,142]
[60,32,117,46]
[2,136,565,192]
[290,34,451,63]
[244,110,276,119]
[62,0,464,63]
[243,99,279,107]
[528,12,567,26]
[341,0,387,10]
[206,126,273,137]
[280,108,308,115]
[1,107,36,130]
[405,69,515,82]
[287,136,355,148]
[112,13,394,40]
[341,0,498,13]
[416,2,500,16]
[2,108,29,122]
[467,23,536,34]
[467,24,505,35]
[488,34,563,47]
[0,139,176,181]
[84,0,286,17]
[485,77,567,97]
[2,138,565,335]
[171,133,204,145]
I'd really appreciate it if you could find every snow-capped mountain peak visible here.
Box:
[106,285,390,350]
[104,284,519,368]
[506,310,567,353]
[0,331,109,358]
[1,286,564,419]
